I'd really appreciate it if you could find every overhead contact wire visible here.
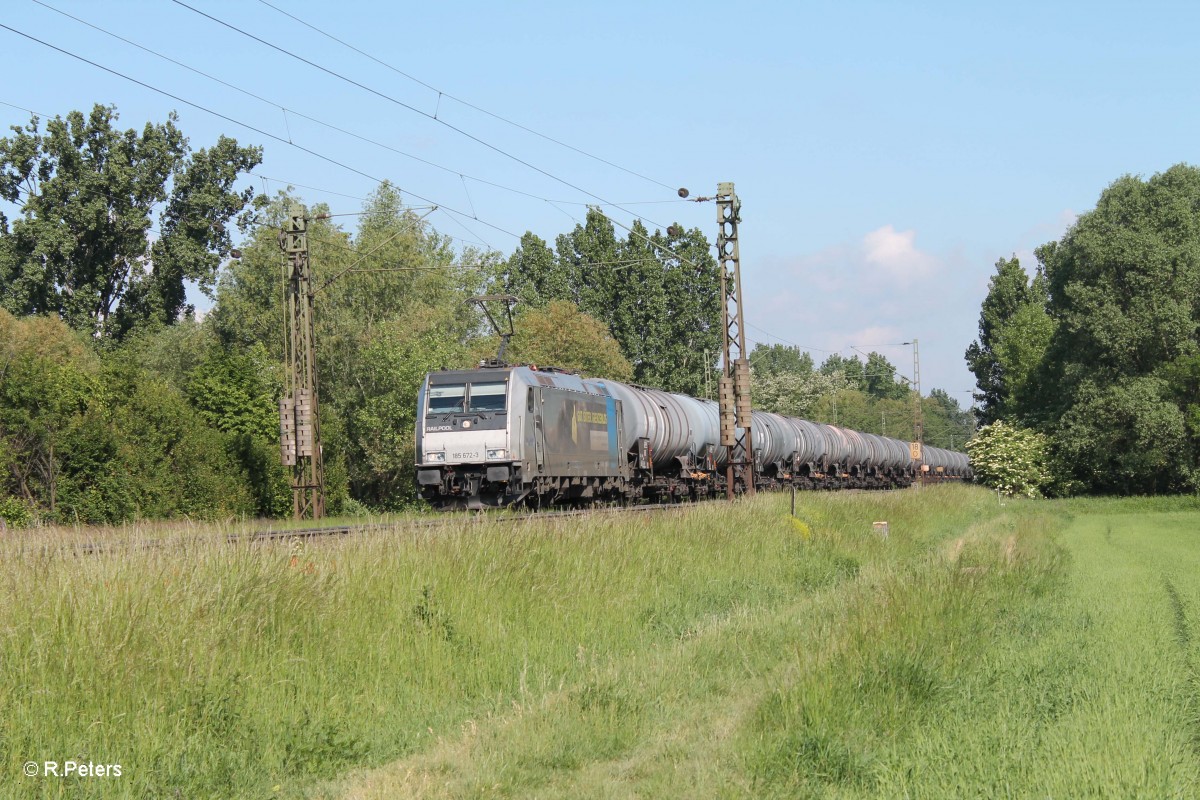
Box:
[0,22,523,242]
[30,0,596,211]
[36,0,683,213]
[168,1,704,271]
[252,0,677,193]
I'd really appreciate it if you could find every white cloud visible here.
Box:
[842,325,908,354]
[742,209,1086,396]
[861,224,937,281]
[769,223,939,296]
[744,225,975,394]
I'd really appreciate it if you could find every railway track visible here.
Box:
[17,501,699,559]
[225,503,692,548]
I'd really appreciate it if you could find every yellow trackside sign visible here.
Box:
[910,442,922,460]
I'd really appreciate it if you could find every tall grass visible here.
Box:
[2,488,984,799]
[12,484,1183,799]
[738,507,1067,797]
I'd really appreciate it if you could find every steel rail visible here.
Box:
[12,502,700,559]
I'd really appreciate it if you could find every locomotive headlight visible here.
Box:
[486,448,508,461]
[427,452,446,463]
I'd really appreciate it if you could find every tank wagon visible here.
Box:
[415,364,972,510]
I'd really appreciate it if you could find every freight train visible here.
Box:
[415,363,971,510]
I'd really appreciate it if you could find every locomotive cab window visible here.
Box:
[468,382,507,413]
[426,384,466,415]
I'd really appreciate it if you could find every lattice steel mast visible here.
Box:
[911,337,923,464]
[716,182,755,499]
[279,206,325,519]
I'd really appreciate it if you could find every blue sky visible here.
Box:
[3,0,1198,400]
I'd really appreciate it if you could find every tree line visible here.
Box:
[0,105,970,526]
[748,343,974,450]
[966,163,1200,495]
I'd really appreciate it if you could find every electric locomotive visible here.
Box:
[416,364,629,509]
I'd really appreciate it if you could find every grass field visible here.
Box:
[3,486,1200,798]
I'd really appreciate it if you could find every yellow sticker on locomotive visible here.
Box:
[570,406,608,444]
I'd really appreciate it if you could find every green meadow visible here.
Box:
[4,486,1200,798]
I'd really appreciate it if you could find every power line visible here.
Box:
[309,218,490,253]
[251,0,678,194]
[745,323,838,353]
[0,22,524,244]
[167,1,699,265]
[0,99,48,118]
[317,208,436,219]
[8,15,712,282]
[64,0,708,279]
[256,174,367,201]
[433,208,495,251]
[34,0,692,239]
[169,1,600,202]
[30,0,572,213]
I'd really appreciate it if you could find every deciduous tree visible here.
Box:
[964,256,1053,424]
[0,105,260,337]
[750,343,814,376]
[503,300,632,380]
[505,208,721,394]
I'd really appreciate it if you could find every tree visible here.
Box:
[965,421,1050,498]
[0,308,98,513]
[187,344,279,440]
[505,208,721,395]
[964,256,1053,424]
[818,353,866,392]
[1006,164,1200,493]
[351,312,473,507]
[992,289,1055,421]
[502,301,632,380]
[863,351,908,400]
[812,387,874,432]
[923,389,976,450]
[0,309,255,522]
[212,186,500,509]
[640,221,723,396]
[750,343,814,377]
[503,232,570,308]
[0,105,261,337]
[753,369,849,419]
[98,362,256,520]
[1040,166,1200,397]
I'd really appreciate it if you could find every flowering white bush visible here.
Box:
[965,421,1050,497]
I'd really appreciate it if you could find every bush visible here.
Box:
[965,421,1050,497]
[0,496,33,528]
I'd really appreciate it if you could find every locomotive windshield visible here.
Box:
[425,381,507,416]
[467,382,507,412]
[426,384,466,415]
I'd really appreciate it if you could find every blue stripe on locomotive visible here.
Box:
[606,395,617,458]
